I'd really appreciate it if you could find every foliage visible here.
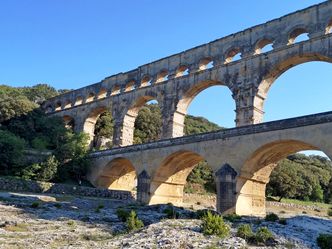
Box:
[126,210,144,232]
[0,95,38,123]
[200,211,230,238]
[133,104,162,144]
[184,115,222,135]
[116,208,130,222]
[0,130,26,175]
[265,213,279,222]
[93,111,114,149]
[328,207,332,217]
[253,227,274,245]
[21,155,59,182]
[317,234,332,249]
[236,224,254,240]
[267,154,332,203]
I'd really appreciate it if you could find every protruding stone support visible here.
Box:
[137,170,151,204]
[215,164,238,214]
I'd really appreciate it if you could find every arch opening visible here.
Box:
[141,75,152,87]
[55,102,62,111]
[156,70,169,83]
[175,65,189,77]
[86,92,95,103]
[111,85,121,96]
[64,100,72,109]
[121,97,161,146]
[255,38,274,54]
[149,150,207,205]
[173,81,235,138]
[256,57,332,123]
[326,19,332,34]
[288,28,309,45]
[93,110,114,150]
[45,105,53,113]
[199,58,213,71]
[125,80,136,92]
[237,140,331,216]
[225,48,242,63]
[94,157,137,192]
[63,115,75,130]
[83,106,108,147]
[74,96,83,106]
[97,88,107,99]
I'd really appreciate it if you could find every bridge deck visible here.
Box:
[90,111,332,158]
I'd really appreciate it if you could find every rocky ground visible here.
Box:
[0,191,331,249]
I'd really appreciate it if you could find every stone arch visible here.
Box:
[86,92,95,103]
[64,100,72,109]
[254,38,274,54]
[198,57,213,71]
[111,85,121,95]
[254,53,332,122]
[326,19,332,34]
[74,96,83,106]
[63,115,75,130]
[97,88,107,99]
[225,47,242,63]
[287,27,309,44]
[140,75,152,87]
[92,157,137,191]
[175,65,189,77]
[171,80,233,137]
[125,80,136,92]
[156,69,169,83]
[120,95,160,146]
[45,104,53,113]
[55,101,62,111]
[236,139,326,216]
[83,106,108,146]
[149,150,205,205]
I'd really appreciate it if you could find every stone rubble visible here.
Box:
[0,191,330,249]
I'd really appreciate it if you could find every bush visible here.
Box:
[200,211,230,238]
[116,208,130,222]
[237,224,254,240]
[254,227,274,244]
[30,202,40,208]
[327,208,332,217]
[265,213,279,222]
[278,218,287,225]
[317,234,332,249]
[126,210,144,232]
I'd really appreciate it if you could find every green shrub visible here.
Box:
[317,234,332,249]
[224,213,242,222]
[126,210,144,232]
[265,213,279,222]
[116,208,130,222]
[327,208,332,217]
[279,218,287,225]
[254,227,274,244]
[236,224,254,240]
[30,202,40,208]
[200,211,230,238]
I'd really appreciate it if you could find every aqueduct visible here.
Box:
[43,1,332,215]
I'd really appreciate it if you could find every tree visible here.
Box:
[0,95,38,123]
[0,130,26,175]
[21,84,58,104]
[94,111,114,148]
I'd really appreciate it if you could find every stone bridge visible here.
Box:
[43,1,332,215]
[87,111,332,216]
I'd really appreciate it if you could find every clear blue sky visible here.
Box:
[1,0,331,155]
